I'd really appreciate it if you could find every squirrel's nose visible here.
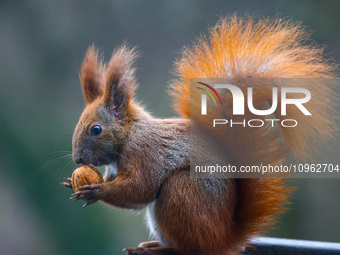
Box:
[73,155,83,164]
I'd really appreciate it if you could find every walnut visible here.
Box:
[72,165,104,195]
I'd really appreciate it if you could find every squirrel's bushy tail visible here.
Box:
[170,15,336,253]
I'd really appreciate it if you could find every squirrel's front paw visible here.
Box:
[124,247,153,255]
[124,246,177,255]
[70,184,103,207]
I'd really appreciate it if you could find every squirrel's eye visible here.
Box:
[91,125,102,136]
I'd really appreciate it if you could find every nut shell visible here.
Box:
[71,165,104,195]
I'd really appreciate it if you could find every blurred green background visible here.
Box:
[0,1,339,254]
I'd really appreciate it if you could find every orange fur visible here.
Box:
[171,15,336,160]
[79,45,106,104]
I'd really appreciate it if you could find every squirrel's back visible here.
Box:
[170,15,336,253]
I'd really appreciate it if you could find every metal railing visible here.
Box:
[242,237,340,255]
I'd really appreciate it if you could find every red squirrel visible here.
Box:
[62,16,336,255]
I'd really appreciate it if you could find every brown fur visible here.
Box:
[70,16,337,255]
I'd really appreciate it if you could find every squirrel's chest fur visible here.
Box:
[104,163,118,181]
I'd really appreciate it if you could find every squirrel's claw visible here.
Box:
[61,182,72,188]
[60,177,72,189]
[123,248,133,254]
[82,198,97,207]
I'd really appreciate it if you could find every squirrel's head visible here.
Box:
[72,45,138,166]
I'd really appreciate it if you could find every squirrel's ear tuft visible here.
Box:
[103,44,139,114]
[79,45,106,105]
